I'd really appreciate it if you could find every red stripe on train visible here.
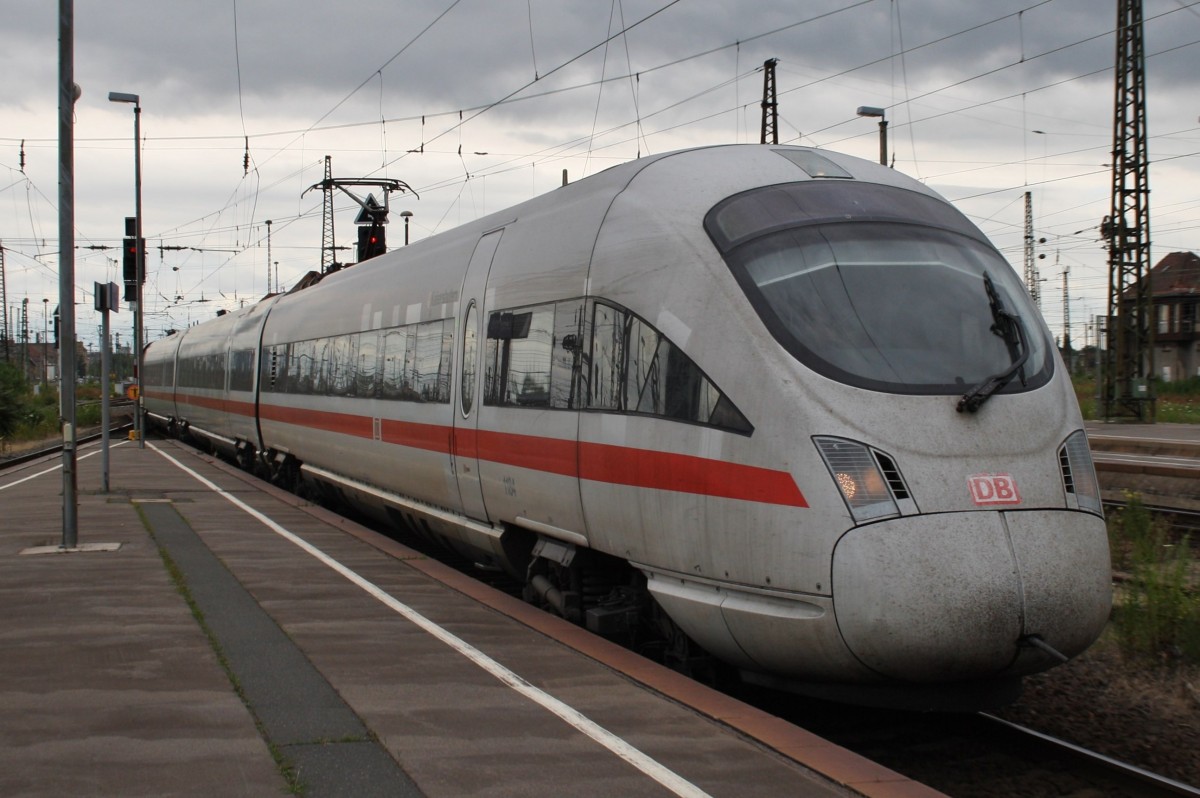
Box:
[164,392,807,507]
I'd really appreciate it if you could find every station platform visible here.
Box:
[0,437,939,798]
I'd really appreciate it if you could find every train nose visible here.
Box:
[830,510,1111,682]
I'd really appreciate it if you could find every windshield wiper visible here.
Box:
[957,271,1030,413]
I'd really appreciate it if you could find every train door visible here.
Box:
[452,229,503,522]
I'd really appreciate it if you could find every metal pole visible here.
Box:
[100,290,111,493]
[133,102,145,448]
[58,0,78,548]
[878,119,888,167]
[42,298,49,387]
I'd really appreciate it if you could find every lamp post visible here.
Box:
[108,90,144,448]
[42,297,49,386]
[401,210,413,246]
[856,106,888,167]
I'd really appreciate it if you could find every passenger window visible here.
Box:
[507,306,553,406]
[381,328,411,399]
[586,300,752,433]
[229,349,254,392]
[590,303,626,410]
[292,339,316,395]
[357,331,379,398]
[417,319,448,403]
[484,300,581,409]
[550,299,584,409]
[330,334,357,397]
[461,305,478,415]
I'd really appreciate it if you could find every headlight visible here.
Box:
[814,437,901,523]
[1059,430,1102,516]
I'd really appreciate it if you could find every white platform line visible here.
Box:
[149,442,711,798]
[0,441,126,492]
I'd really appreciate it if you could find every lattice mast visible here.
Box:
[1060,254,1071,353]
[1102,0,1154,420]
[0,240,7,363]
[760,58,778,145]
[320,155,336,273]
[1023,191,1041,309]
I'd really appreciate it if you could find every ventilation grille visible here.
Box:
[1059,445,1075,493]
[873,451,910,500]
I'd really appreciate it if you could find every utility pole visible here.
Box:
[319,156,336,273]
[59,0,79,547]
[1101,0,1154,421]
[1023,192,1041,309]
[21,298,29,382]
[760,58,779,145]
[265,219,273,294]
[303,168,417,271]
[1060,256,1071,349]
[0,241,7,364]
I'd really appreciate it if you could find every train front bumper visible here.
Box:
[830,509,1112,682]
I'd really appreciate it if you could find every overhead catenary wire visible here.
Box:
[4,0,1198,343]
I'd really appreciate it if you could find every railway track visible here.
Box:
[0,420,134,470]
[746,687,1199,797]
[978,713,1200,797]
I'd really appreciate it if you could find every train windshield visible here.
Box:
[706,182,1053,396]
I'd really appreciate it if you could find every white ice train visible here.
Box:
[143,144,1111,708]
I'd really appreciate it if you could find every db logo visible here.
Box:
[968,473,1021,505]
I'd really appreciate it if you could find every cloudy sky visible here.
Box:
[2,0,1198,352]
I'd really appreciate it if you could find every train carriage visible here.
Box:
[143,144,1111,708]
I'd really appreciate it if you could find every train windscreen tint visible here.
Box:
[709,185,1053,396]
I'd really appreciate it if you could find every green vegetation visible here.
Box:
[0,362,108,447]
[1073,374,1200,423]
[1108,493,1200,665]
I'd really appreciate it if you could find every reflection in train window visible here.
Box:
[587,301,752,433]
[229,349,255,392]
[484,300,582,409]
[381,327,411,399]
[357,331,379,398]
[589,302,625,411]
[261,319,452,404]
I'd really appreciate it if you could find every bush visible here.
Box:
[1109,493,1200,664]
[0,362,28,438]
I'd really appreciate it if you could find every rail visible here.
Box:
[0,421,135,470]
[979,713,1200,797]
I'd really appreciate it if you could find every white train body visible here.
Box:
[144,145,1111,706]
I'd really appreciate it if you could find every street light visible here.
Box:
[856,106,888,167]
[401,210,413,246]
[42,297,49,387]
[108,90,144,448]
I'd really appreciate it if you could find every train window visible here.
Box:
[550,299,584,409]
[589,303,626,411]
[707,181,1053,397]
[461,304,479,416]
[329,335,357,397]
[260,344,284,392]
[291,339,317,395]
[416,319,449,403]
[705,180,984,254]
[263,323,451,403]
[484,301,581,409]
[585,301,751,433]
[229,349,254,392]
[357,331,380,398]
[506,306,552,406]
[381,327,412,400]
[438,320,453,403]
[625,316,663,413]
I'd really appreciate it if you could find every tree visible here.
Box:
[0,361,29,439]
